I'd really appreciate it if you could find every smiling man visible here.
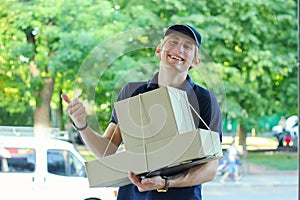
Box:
[62,24,223,200]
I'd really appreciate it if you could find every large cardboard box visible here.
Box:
[85,86,223,187]
[114,86,196,152]
[143,128,222,172]
[85,128,222,187]
[85,150,146,187]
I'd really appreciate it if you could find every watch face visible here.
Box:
[157,189,168,193]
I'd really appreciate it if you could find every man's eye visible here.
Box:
[169,40,178,45]
[184,44,192,49]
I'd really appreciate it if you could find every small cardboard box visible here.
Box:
[114,86,196,152]
[85,128,223,187]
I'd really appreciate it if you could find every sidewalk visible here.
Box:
[205,170,298,188]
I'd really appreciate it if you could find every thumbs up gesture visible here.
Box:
[61,94,88,130]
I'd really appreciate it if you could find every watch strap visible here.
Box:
[72,121,88,131]
[157,176,170,192]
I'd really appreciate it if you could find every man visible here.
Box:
[220,139,241,183]
[62,24,222,200]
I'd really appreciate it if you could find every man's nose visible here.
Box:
[174,44,184,53]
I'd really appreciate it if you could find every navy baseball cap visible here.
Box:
[164,24,202,48]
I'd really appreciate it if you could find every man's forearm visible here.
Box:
[78,126,118,158]
[168,160,218,188]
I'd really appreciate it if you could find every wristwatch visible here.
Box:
[157,176,170,192]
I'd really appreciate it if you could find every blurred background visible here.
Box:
[0,0,298,199]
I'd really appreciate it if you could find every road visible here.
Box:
[202,185,298,200]
[202,168,298,200]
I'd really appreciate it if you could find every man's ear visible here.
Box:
[191,57,201,68]
[155,46,161,59]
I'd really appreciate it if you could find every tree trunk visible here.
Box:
[34,77,54,136]
[237,123,248,159]
[58,89,64,130]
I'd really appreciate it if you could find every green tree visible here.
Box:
[0,0,297,138]
[1,0,117,129]
[103,0,298,133]
[202,0,298,132]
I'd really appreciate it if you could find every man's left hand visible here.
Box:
[128,171,165,192]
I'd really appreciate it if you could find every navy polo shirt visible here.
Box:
[110,72,222,200]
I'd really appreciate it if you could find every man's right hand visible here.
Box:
[61,94,87,129]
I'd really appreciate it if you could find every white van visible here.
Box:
[0,135,118,200]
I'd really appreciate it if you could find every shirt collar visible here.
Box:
[147,72,195,93]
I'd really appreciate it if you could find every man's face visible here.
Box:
[157,33,198,73]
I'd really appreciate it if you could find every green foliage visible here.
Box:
[0,107,34,126]
[0,0,297,134]
[30,76,45,92]
[193,0,298,131]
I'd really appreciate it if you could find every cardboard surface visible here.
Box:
[144,129,222,170]
[85,128,223,187]
[85,150,147,187]
[85,86,223,188]
[114,87,196,151]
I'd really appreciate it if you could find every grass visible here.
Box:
[84,154,96,162]
[246,151,298,170]
[223,136,298,171]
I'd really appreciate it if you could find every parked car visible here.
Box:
[272,115,298,147]
[285,115,299,137]
[0,135,118,200]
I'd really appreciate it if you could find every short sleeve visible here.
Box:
[209,92,223,142]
